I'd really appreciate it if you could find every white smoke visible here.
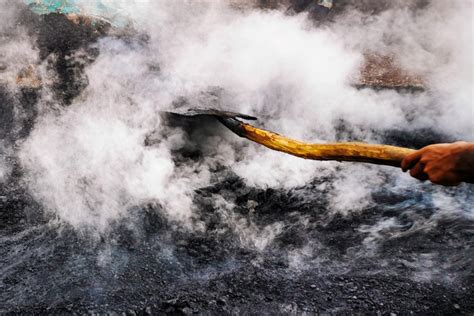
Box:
[0,3,39,89]
[19,49,212,231]
[0,142,10,184]
[8,0,472,235]
[332,0,474,139]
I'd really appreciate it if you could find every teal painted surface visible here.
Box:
[24,0,81,15]
[24,0,129,28]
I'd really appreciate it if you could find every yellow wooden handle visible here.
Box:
[221,118,416,167]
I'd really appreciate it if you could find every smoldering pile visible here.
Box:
[0,1,473,314]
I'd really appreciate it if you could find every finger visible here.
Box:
[409,162,428,181]
[401,150,424,172]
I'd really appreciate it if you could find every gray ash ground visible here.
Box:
[1,8,473,315]
[1,163,473,314]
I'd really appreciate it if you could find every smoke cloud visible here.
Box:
[0,143,10,184]
[0,0,471,246]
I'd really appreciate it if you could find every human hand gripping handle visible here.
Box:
[401,142,474,186]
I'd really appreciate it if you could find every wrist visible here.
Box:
[454,142,474,183]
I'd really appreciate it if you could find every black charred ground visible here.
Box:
[1,167,473,314]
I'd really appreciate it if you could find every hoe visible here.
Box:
[166,108,415,168]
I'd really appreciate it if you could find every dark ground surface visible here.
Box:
[1,4,473,315]
[1,163,473,315]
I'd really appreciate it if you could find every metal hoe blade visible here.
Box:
[165,108,258,121]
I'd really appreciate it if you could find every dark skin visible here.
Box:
[401,142,474,186]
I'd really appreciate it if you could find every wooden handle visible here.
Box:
[220,118,416,167]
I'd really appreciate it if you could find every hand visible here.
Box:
[401,142,474,186]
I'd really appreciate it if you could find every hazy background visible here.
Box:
[0,0,472,257]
